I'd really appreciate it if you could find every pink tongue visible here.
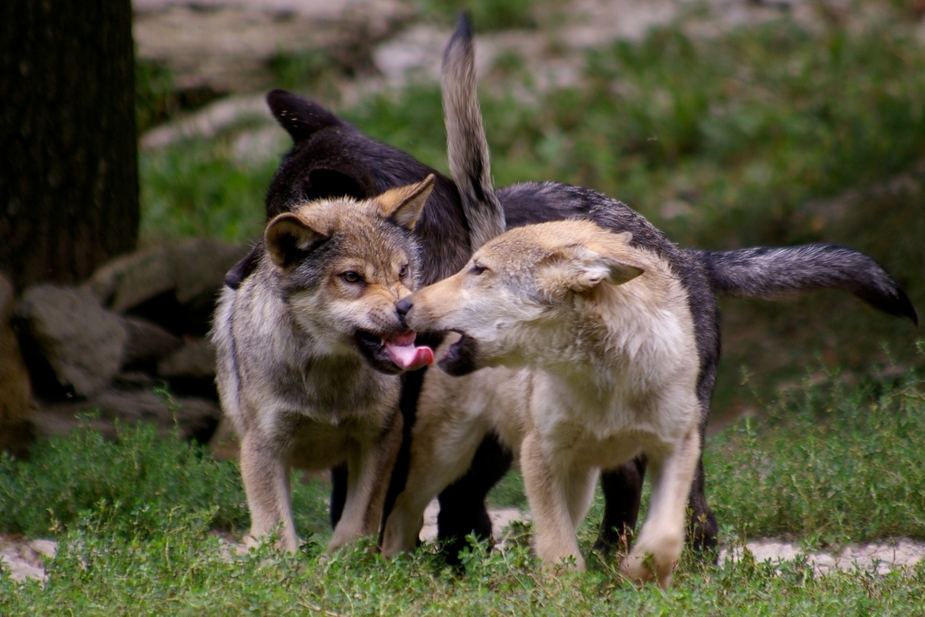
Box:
[385,335,434,371]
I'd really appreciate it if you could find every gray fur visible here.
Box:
[442,14,505,250]
[211,185,433,553]
[693,245,918,323]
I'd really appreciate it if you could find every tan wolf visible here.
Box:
[211,177,436,553]
[382,219,708,587]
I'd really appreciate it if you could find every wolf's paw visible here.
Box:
[621,534,681,589]
[244,534,262,551]
[539,551,586,573]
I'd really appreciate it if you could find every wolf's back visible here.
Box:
[691,244,918,324]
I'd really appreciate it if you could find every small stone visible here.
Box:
[86,238,246,313]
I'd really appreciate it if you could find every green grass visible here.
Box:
[139,139,275,244]
[710,364,925,547]
[2,369,925,613]
[4,534,924,615]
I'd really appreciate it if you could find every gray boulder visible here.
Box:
[86,238,246,313]
[17,285,127,398]
[157,338,216,380]
[32,388,221,443]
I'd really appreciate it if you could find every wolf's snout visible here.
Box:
[396,297,413,320]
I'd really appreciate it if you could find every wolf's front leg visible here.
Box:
[329,445,380,551]
[520,431,591,571]
[328,415,404,551]
[381,413,488,557]
[622,427,701,589]
[239,430,298,552]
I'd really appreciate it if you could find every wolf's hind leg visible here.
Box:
[686,457,719,556]
[436,434,512,562]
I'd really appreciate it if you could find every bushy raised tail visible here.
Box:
[442,13,505,251]
[691,244,918,324]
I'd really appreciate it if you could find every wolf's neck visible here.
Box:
[538,290,668,397]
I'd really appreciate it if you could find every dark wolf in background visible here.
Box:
[228,15,917,558]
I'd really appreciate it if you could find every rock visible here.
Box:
[16,285,127,398]
[0,537,49,583]
[157,338,216,380]
[32,388,221,443]
[85,239,246,336]
[0,274,34,456]
[133,0,412,93]
[87,238,245,312]
[121,316,183,366]
[141,94,270,151]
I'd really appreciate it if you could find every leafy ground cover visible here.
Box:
[2,369,924,613]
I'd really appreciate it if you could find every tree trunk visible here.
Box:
[0,0,139,292]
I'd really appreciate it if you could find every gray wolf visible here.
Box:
[403,13,918,559]
[383,220,704,588]
[225,15,917,559]
[211,177,436,552]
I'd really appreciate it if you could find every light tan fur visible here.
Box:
[212,177,434,553]
[381,219,702,588]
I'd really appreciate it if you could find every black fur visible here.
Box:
[234,88,915,562]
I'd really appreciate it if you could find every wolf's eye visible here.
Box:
[341,271,362,283]
[469,263,487,276]
[399,264,409,278]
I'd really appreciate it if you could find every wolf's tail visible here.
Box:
[691,244,918,324]
[442,13,505,251]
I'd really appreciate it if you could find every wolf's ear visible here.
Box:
[264,213,329,268]
[537,243,644,298]
[267,90,341,143]
[574,256,644,290]
[377,174,435,230]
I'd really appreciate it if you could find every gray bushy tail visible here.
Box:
[691,244,918,324]
[442,13,505,251]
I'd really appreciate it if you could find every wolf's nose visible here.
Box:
[396,297,413,318]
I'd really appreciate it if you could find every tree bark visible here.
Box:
[0,0,139,292]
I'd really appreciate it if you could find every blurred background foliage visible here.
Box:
[134,1,924,420]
